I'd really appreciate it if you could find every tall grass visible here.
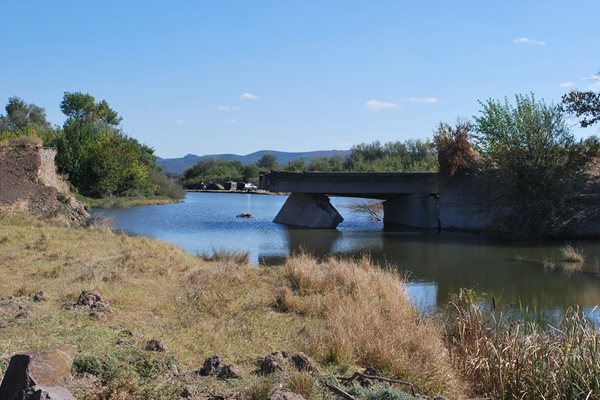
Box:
[561,243,586,264]
[446,289,600,399]
[278,254,465,398]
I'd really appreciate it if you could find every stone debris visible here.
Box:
[260,351,316,375]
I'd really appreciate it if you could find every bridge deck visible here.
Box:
[259,171,439,199]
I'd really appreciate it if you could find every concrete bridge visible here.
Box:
[259,171,443,229]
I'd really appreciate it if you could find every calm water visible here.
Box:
[94,192,600,319]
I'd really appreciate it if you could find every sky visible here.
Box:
[1,1,599,158]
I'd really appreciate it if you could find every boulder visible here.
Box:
[0,345,76,400]
[260,351,316,375]
[26,386,76,400]
[289,352,314,372]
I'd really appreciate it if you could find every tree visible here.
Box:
[562,84,600,128]
[55,92,172,198]
[256,153,277,170]
[0,97,56,146]
[473,94,598,239]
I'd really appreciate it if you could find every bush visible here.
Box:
[72,354,102,376]
[473,94,599,239]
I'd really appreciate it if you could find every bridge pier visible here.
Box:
[383,194,439,229]
[273,193,344,229]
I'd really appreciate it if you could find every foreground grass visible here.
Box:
[0,210,463,399]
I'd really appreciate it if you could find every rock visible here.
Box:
[76,291,111,313]
[198,355,223,376]
[363,367,381,376]
[180,385,193,398]
[145,339,167,352]
[30,291,46,302]
[289,352,314,372]
[0,320,6,329]
[0,345,76,400]
[236,213,253,218]
[26,386,76,400]
[15,309,31,319]
[268,389,306,400]
[260,352,285,375]
[217,364,241,379]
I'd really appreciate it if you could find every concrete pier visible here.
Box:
[273,193,344,229]
[383,194,439,229]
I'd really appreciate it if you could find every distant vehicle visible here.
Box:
[244,183,258,192]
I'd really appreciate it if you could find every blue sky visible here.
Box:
[1,1,599,158]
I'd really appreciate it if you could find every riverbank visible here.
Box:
[185,189,286,195]
[0,209,464,399]
[83,196,182,209]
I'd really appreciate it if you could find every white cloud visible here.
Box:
[513,37,546,45]
[366,99,400,111]
[217,105,242,111]
[175,119,185,124]
[240,92,260,100]
[406,97,439,104]
[559,81,575,88]
[584,75,600,91]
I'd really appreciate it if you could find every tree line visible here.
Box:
[0,93,184,200]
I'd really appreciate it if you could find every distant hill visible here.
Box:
[157,149,351,174]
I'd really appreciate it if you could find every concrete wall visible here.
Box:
[273,193,343,229]
[383,194,439,229]
[438,173,501,231]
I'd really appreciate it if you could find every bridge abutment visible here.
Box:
[383,194,439,229]
[273,193,344,229]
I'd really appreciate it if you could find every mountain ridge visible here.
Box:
[157,149,351,174]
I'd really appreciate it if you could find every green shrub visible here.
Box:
[72,354,101,376]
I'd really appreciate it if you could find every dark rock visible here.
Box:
[145,339,167,352]
[198,355,223,376]
[268,389,306,400]
[363,367,381,376]
[289,352,314,372]
[76,291,111,313]
[260,352,285,375]
[0,345,76,400]
[30,291,46,302]
[180,385,193,398]
[217,364,241,379]
[236,213,253,218]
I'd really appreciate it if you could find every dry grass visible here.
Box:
[278,254,465,398]
[0,210,465,398]
[561,243,585,264]
[199,248,251,265]
[0,135,42,147]
[348,201,384,221]
[447,289,600,399]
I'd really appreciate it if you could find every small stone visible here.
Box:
[260,352,285,375]
[217,364,241,379]
[180,385,193,398]
[236,213,253,218]
[289,352,314,372]
[15,309,31,319]
[268,390,306,400]
[0,320,7,329]
[145,339,167,352]
[30,291,46,302]
[76,291,111,313]
[198,355,222,376]
[363,367,380,376]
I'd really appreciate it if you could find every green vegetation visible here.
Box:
[472,94,599,239]
[562,73,600,128]
[180,139,437,189]
[0,94,184,204]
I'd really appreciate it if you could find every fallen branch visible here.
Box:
[320,379,357,400]
[336,371,423,397]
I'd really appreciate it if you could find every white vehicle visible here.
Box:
[244,183,258,192]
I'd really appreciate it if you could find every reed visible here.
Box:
[446,289,600,399]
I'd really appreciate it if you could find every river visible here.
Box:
[93,192,600,321]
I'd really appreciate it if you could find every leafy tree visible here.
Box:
[0,97,57,146]
[562,88,600,128]
[256,153,277,170]
[473,94,598,239]
[55,92,180,198]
